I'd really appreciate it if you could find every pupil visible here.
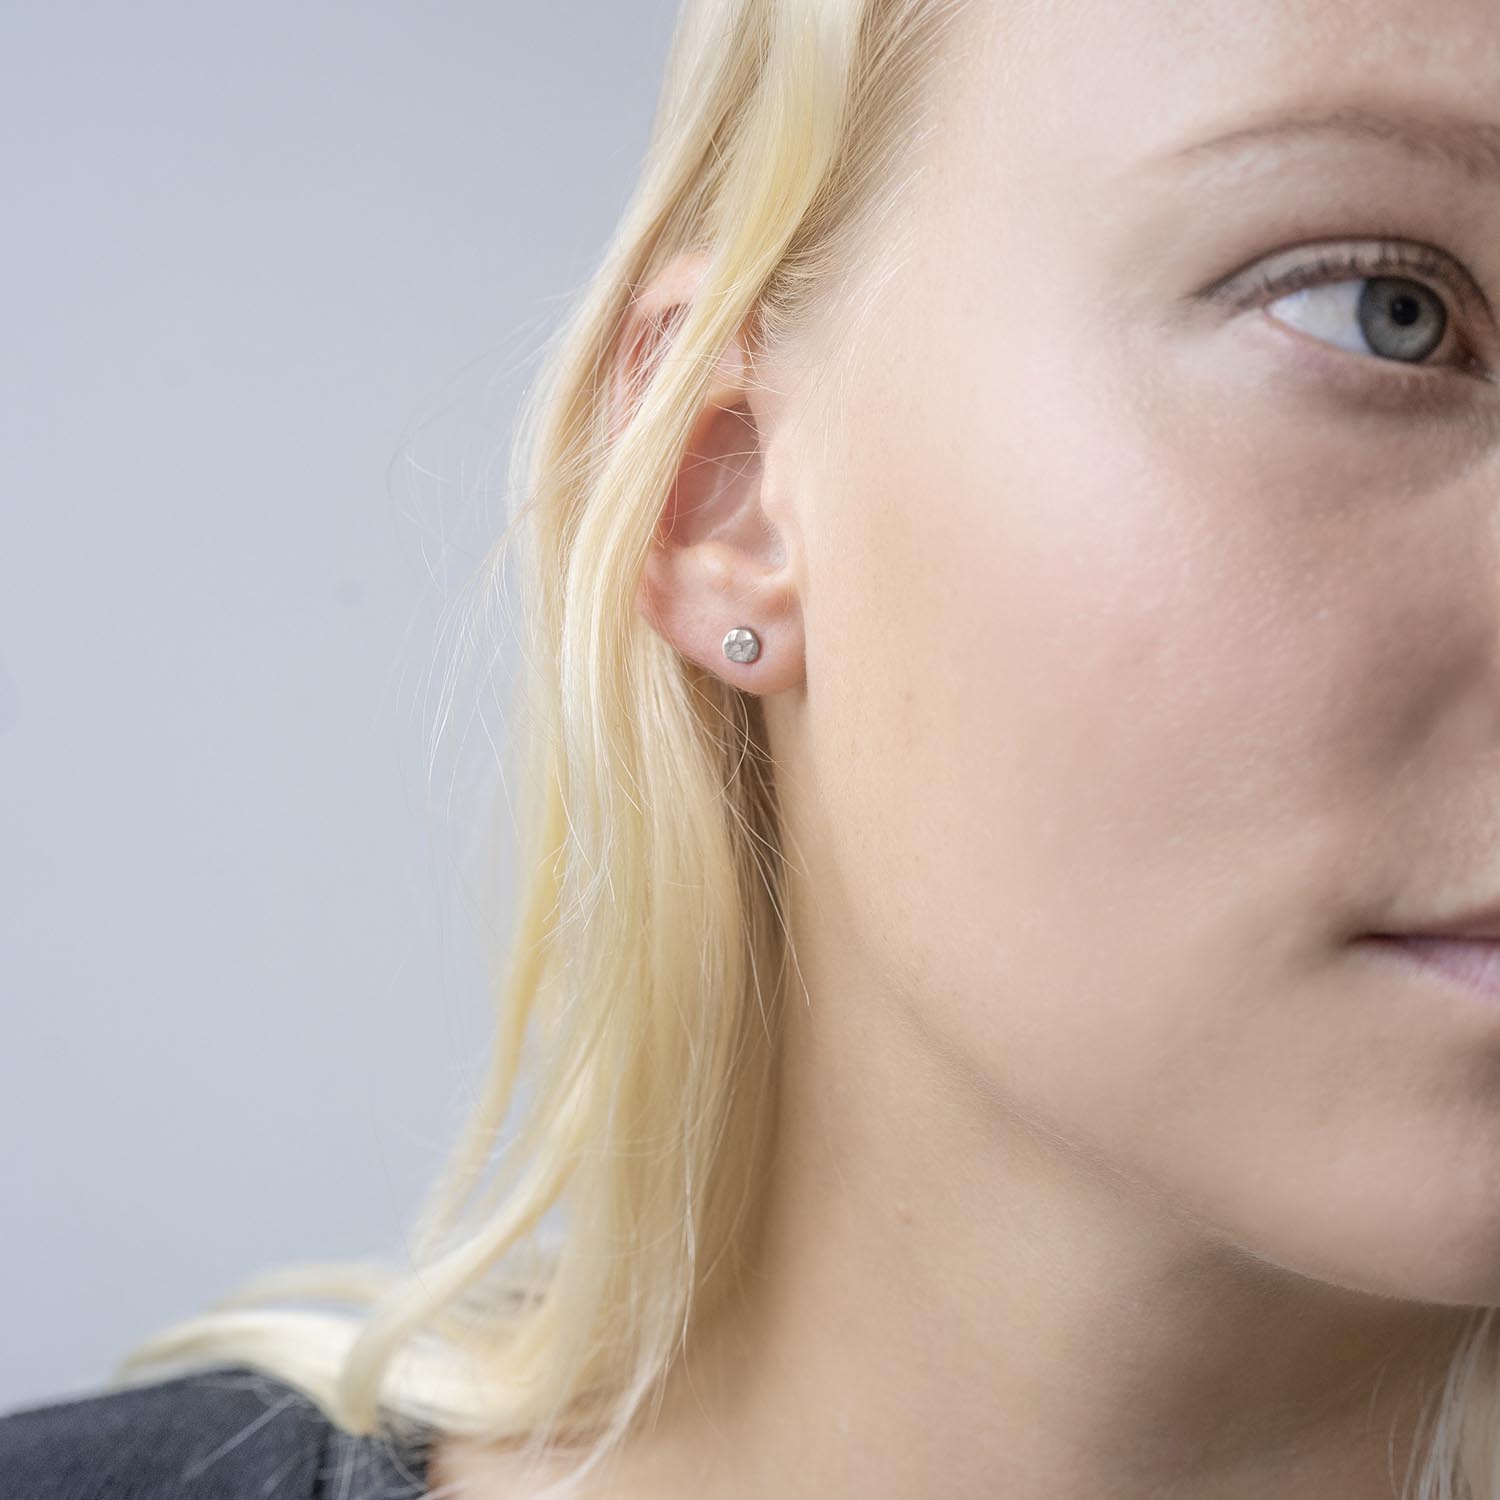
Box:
[1389,292,1421,327]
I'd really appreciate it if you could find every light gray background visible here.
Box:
[0,2,679,1411]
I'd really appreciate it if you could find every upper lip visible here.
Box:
[1377,904,1500,942]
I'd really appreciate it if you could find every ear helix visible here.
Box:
[721,626,762,665]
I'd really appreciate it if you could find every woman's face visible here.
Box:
[765,0,1500,1304]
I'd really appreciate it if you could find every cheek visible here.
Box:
[809,351,1331,997]
[806,378,1305,1105]
[800,322,1500,1301]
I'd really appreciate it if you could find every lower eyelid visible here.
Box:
[1235,305,1459,413]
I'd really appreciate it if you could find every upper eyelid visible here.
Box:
[1204,238,1494,326]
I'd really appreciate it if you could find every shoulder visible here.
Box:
[0,1363,346,1499]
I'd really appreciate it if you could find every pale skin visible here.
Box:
[432,0,1500,1496]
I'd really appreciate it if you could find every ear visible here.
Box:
[615,252,805,697]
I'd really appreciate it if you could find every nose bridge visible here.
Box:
[1481,439,1500,606]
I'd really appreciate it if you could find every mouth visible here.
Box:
[1357,932,1500,1005]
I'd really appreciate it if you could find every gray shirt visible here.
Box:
[0,1363,434,1498]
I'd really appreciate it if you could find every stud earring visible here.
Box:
[722,626,761,664]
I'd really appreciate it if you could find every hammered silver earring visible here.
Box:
[722,626,761,665]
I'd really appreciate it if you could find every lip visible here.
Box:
[1375,904,1500,942]
[1359,932,1500,1006]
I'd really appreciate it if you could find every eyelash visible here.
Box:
[1218,241,1494,385]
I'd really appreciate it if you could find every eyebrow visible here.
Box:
[1149,102,1500,188]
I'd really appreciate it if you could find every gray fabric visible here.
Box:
[0,1364,432,1499]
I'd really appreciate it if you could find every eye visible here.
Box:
[1208,241,1495,384]
[1270,276,1450,364]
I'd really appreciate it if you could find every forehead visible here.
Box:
[949,0,1500,184]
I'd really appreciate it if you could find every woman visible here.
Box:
[8,0,1500,1495]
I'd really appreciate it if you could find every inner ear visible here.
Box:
[663,396,765,548]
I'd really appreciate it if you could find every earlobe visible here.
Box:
[636,533,805,697]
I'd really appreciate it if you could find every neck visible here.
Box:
[606,899,1480,1500]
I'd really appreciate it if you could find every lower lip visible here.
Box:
[1359,934,1500,1005]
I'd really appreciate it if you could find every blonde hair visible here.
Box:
[113,0,971,1493]
[110,2,1500,1498]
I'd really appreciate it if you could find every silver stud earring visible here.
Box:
[722,626,761,665]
